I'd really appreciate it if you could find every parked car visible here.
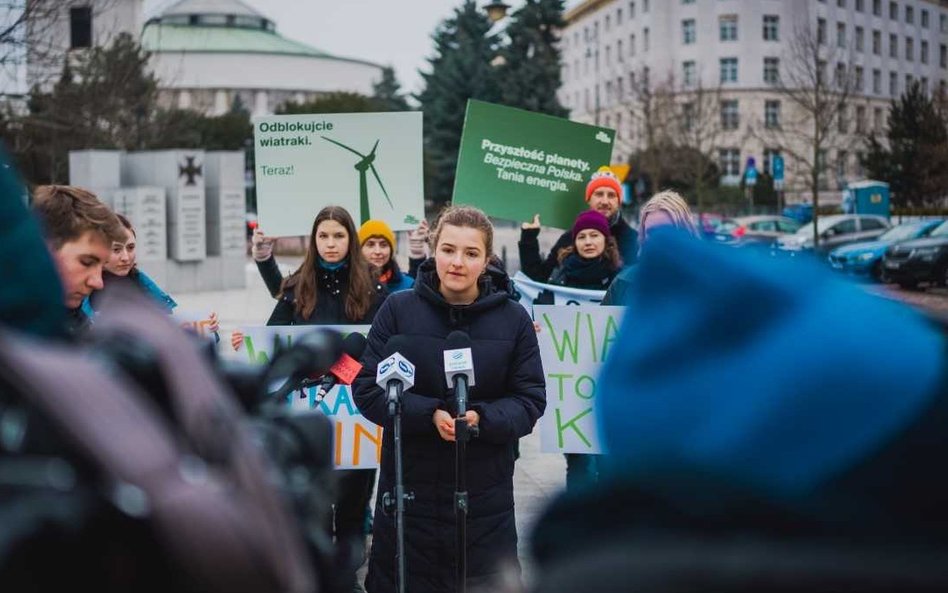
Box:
[882,219,948,289]
[713,215,801,247]
[775,214,891,255]
[782,204,814,225]
[828,219,944,281]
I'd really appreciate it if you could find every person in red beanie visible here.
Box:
[519,167,637,282]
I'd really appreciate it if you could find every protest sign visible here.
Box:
[232,325,379,469]
[253,112,424,237]
[173,309,217,342]
[534,305,625,455]
[452,100,615,229]
[512,271,606,309]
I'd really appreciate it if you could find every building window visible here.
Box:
[836,151,848,184]
[606,14,611,31]
[763,57,780,84]
[629,1,635,18]
[872,30,881,55]
[873,0,881,16]
[763,149,781,175]
[921,9,929,28]
[906,37,914,61]
[855,105,866,133]
[906,73,913,91]
[720,57,738,83]
[617,39,624,61]
[683,60,696,87]
[855,0,864,11]
[835,62,847,89]
[905,5,913,24]
[872,68,881,93]
[644,27,650,51]
[921,40,928,64]
[683,102,695,130]
[606,45,612,65]
[617,76,624,99]
[854,66,864,91]
[765,100,781,128]
[617,7,623,24]
[70,6,93,49]
[889,1,897,20]
[941,44,947,68]
[818,18,827,45]
[837,22,846,48]
[682,0,695,4]
[855,26,864,52]
[838,106,849,132]
[889,33,898,58]
[921,76,928,93]
[643,0,649,12]
[720,100,739,129]
[719,148,741,177]
[889,71,898,96]
[838,0,846,7]
[630,33,636,56]
[763,15,779,41]
[720,15,738,42]
[683,19,696,44]
[874,107,884,131]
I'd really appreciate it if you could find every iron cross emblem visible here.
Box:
[179,156,203,186]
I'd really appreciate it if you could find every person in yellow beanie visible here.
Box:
[519,166,638,282]
[358,219,414,293]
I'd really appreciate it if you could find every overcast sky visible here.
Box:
[145,0,585,97]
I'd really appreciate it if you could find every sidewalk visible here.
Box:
[174,255,566,585]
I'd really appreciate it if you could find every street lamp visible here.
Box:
[484,1,510,22]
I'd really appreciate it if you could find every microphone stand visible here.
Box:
[453,375,476,593]
[382,381,413,593]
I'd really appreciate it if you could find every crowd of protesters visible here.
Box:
[5,150,948,593]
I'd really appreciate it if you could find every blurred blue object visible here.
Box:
[597,228,944,501]
[782,203,813,225]
[828,219,944,280]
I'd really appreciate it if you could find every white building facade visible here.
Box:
[559,0,948,201]
[26,0,383,116]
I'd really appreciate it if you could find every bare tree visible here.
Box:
[670,78,726,211]
[758,24,856,247]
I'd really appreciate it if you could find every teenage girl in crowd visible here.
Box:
[520,209,621,491]
[353,205,546,593]
[252,219,426,297]
[234,206,384,572]
[602,190,699,306]
[84,214,220,337]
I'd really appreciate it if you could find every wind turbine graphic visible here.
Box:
[322,136,393,224]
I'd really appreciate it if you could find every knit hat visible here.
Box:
[571,210,611,240]
[585,166,622,202]
[358,219,396,249]
[596,228,945,516]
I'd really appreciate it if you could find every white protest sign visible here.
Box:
[233,325,380,469]
[512,271,606,309]
[534,305,625,455]
[253,112,424,236]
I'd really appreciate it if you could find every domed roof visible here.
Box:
[148,0,274,31]
[160,0,263,19]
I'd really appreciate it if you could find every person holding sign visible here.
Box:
[252,219,426,297]
[82,214,220,338]
[520,167,637,282]
[602,191,700,306]
[353,205,546,593]
[521,210,620,490]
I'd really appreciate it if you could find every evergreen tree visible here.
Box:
[496,0,568,117]
[372,66,410,111]
[862,81,948,208]
[417,0,500,207]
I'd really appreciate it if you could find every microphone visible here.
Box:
[376,336,415,417]
[263,329,342,406]
[443,331,477,440]
[304,332,367,403]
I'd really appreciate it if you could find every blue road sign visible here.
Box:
[745,156,758,186]
[773,154,785,182]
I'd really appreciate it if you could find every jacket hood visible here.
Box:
[414,258,516,322]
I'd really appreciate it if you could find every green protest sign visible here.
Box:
[253,112,424,237]
[534,305,626,455]
[452,100,615,230]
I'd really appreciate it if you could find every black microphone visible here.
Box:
[264,329,343,405]
[302,332,368,402]
[443,331,476,437]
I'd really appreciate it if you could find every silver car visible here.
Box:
[775,214,891,254]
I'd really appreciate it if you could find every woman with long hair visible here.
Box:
[353,205,546,593]
[602,190,699,306]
